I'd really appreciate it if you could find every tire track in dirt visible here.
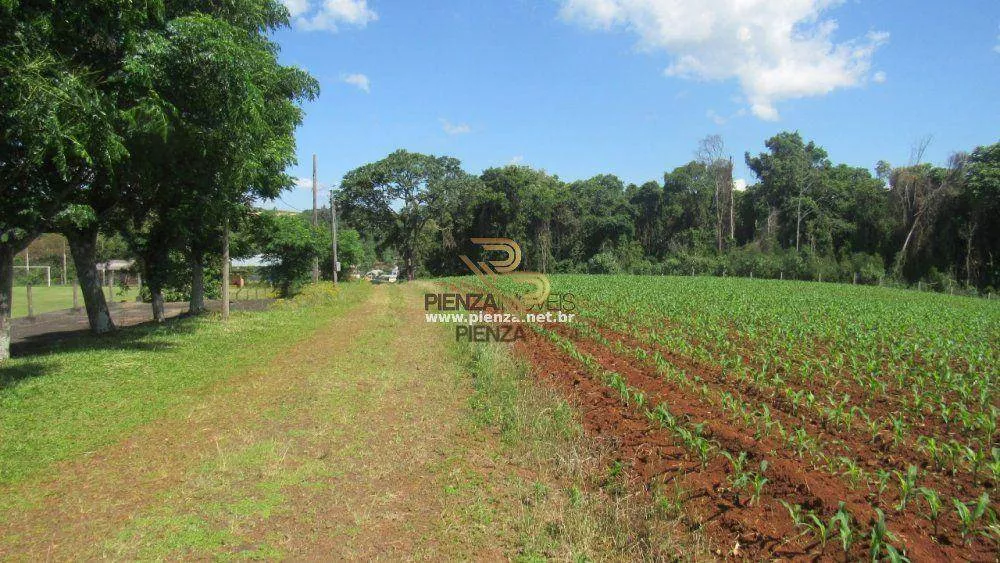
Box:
[237,283,505,560]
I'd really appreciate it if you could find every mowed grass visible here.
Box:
[9,285,138,318]
[0,283,369,486]
[1,281,701,560]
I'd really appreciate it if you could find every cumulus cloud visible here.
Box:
[441,119,471,135]
[872,70,886,84]
[559,0,888,120]
[342,73,371,92]
[734,178,747,191]
[284,0,378,32]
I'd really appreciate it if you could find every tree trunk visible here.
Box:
[795,193,803,253]
[896,211,923,272]
[189,255,206,314]
[964,222,976,287]
[405,241,415,281]
[221,219,230,320]
[67,227,115,334]
[0,244,14,362]
[150,285,165,323]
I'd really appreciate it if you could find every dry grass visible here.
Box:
[457,342,713,561]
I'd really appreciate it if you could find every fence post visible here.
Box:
[26,284,35,320]
[72,281,80,311]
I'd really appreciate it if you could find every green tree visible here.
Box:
[116,5,316,319]
[962,142,1000,288]
[745,132,831,251]
[0,2,137,359]
[256,213,325,297]
[339,150,470,280]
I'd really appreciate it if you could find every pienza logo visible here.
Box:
[424,238,576,342]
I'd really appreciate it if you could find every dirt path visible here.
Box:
[0,285,514,560]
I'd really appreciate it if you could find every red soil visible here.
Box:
[513,324,996,562]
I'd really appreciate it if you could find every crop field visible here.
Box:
[449,275,999,560]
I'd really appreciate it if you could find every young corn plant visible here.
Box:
[875,469,892,502]
[953,493,991,543]
[919,487,943,537]
[721,451,752,506]
[805,511,832,551]
[962,446,985,485]
[830,502,858,562]
[749,461,769,506]
[868,508,903,562]
[894,465,919,512]
[780,500,807,533]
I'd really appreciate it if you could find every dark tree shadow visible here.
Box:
[1,315,206,389]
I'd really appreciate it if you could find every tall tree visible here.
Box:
[0,3,132,359]
[745,132,831,251]
[960,142,999,288]
[339,150,468,280]
[697,135,735,252]
[117,8,317,319]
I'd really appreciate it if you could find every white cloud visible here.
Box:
[294,176,330,192]
[342,73,371,92]
[284,0,310,17]
[559,0,888,120]
[509,155,525,165]
[441,119,471,135]
[734,178,747,191]
[872,70,886,83]
[706,109,726,125]
[285,0,378,32]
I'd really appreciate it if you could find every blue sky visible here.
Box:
[268,0,1000,212]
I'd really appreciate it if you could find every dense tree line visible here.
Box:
[338,135,999,291]
[1,0,317,361]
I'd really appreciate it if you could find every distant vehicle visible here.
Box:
[368,266,398,284]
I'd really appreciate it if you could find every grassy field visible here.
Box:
[0,284,362,485]
[9,285,138,318]
[0,282,678,560]
[463,274,1000,561]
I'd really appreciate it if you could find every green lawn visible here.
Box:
[10,285,138,318]
[0,283,368,486]
[0,281,689,560]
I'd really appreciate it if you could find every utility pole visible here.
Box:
[222,218,230,321]
[330,189,339,284]
[311,153,319,283]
